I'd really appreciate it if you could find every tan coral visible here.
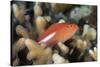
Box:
[85,28,96,41]
[57,42,69,55]
[75,39,87,51]
[70,37,88,58]
[35,47,52,64]
[34,2,43,16]
[39,41,47,49]
[12,38,25,58]
[12,4,25,24]
[12,38,25,66]
[43,16,51,22]
[16,25,29,37]
[82,24,96,41]
[25,39,44,60]
[35,16,47,35]
[25,39,52,64]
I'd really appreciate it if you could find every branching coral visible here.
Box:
[69,24,97,60]
[82,24,96,41]
[25,39,52,64]
[16,25,29,38]
[34,2,43,16]
[57,42,69,55]
[70,6,92,22]
[12,38,25,65]
[89,47,97,60]
[12,38,25,58]
[11,2,97,66]
[52,53,69,64]
[12,4,25,24]
[35,16,47,35]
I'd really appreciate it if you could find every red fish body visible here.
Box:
[38,23,79,46]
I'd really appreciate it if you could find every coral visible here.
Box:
[58,19,66,23]
[11,1,97,65]
[69,24,97,60]
[25,39,52,64]
[12,4,25,24]
[12,38,25,59]
[52,53,68,64]
[70,6,92,22]
[57,42,69,55]
[34,2,43,16]
[12,38,25,66]
[35,16,47,35]
[16,25,29,38]
[43,16,51,22]
[89,47,97,60]
[75,38,87,51]
[51,3,73,13]
[82,24,96,41]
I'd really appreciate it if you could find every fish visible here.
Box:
[38,23,79,46]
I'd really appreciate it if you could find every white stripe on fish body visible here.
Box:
[39,32,56,43]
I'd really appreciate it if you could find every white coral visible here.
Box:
[52,53,66,64]
[70,6,92,21]
[82,24,96,41]
[89,47,97,60]
[58,42,69,55]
